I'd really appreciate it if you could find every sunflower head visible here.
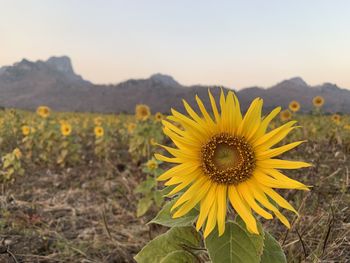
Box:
[36,106,51,118]
[94,117,103,126]
[60,123,72,136]
[135,104,151,121]
[13,148,22,159]
[21,125,31,136]
[156,90,310,238]
[94,126,104,138]
[280,109,292,121]
[127,123,137,134]
[155,112,164,122]
[289,101,300,112]
[313,96,325,108]
[146,159,159,171]
[331,114,341,125]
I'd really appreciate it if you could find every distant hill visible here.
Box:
[0,56,349,113]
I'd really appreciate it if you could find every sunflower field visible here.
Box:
[0,92,349,262]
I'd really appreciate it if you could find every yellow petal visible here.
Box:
[164,168,201,186]
[163,127,199,149]
[171,176,208,211]
[154,154,183,163]
[257,183,298,215]
[204,199,217,238]
[183,99,206,126]
[252,107,281,140]
[238,98,263,140]
[253,121,297,150]
[216,184,227,236]
[232,92,242,128]
[258,159,312,170]
[228,185,258,234]
[237,182,273,219]
[196,95,215,126]
[157,144,199,161]
[172,178,211,218]
[208,89,220,123]
[158,162,199,181]
[256,141,306,160]
[258,168,309,190]
[246,179,291,228]
[196,184,218,231]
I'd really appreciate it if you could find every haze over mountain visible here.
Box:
[0,56,349,113]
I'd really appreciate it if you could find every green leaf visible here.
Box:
[260,232,287,263]
[235,215,265,255]
[137,195,153,217]
[134,176,156,194]
[153,190,164,207]
[205,220,264,263]
[160,250,197,263]
[149,198,198,227]
[134,226,200,263]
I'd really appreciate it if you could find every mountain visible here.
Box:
[0,56,350,113]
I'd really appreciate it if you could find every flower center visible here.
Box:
[201,133,256,185]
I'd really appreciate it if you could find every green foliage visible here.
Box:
[135,158,164,217]
[150,198,199,227]
[134,226,201,263]
[261,232,287,263]
[1,148,24,181]
[205,218,264,263]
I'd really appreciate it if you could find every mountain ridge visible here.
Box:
[0,56,349,113]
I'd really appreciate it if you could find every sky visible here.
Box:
[1,0,350,89]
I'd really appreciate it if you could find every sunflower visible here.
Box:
[60,123,72,136]
[146,159,159,171]
[156,90,310,238]
[21,125,31,136]
[280,109,292,121]
[155,112,164,122]
[127,123,137,134]
[36,106,51,118]
[289,101,300,112]
[136,104,151,121]
[312,96,325,108]
[13,148,22,159]
[331,114,341,125]
[94,117,103,126]
[94,126,104,138]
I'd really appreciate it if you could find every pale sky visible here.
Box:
[1,0,350,89]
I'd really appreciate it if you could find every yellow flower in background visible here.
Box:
[94,116,103,126]
[21,125,31,136]
[127,123,136,134]
[13,148,22,159]
[60,123,72,136]
[146,159,158,171]
[331,114,341,125]
[344,124,350,131]
[135,104,151,121]
[313,96,325,108]
[94,126,104,138]
[155,112,164,122]
[156,90,310,238]
[289,100,300,112]
[36,106,51,118]
[280,109,292,121]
